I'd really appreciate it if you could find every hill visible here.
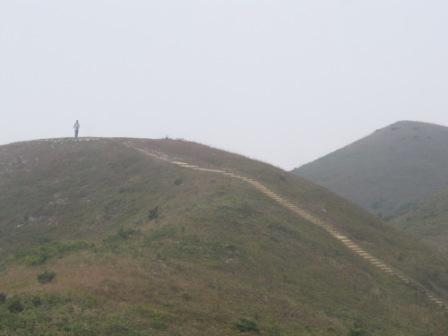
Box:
[293,121,448,218]
[391,186,448,253]
[1,137,448,335]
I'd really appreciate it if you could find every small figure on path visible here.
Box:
[74,120,80,139]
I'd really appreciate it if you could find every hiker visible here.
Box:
[74,120,80,138]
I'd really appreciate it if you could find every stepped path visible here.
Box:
[27,138,446,309]
[128,143,448,311]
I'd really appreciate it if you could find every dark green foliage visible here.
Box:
[0,293,6,304]
[117,228,138,240]
[22,240,93,266]
[24,253,48,266]
[348,327,367,336]
[104,227,140,249]
[148,207,159,221]
[150,318,168,331]
[37,270,56,284]
[0,293,146,336]
[234,319,260,333]
[174,178,183,186]
[31,296,43,307]
[7,297,24,314]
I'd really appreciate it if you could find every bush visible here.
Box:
[32,296,43,307]
[174,178,183,186]
[348,326,367,336]
[37,270,56,284]
[148,207,159,221]
[23,240,92,266]
[104,228,140,249]
[0,292,7,303]
[150,318,168,331]
[117,228,138,240]
[234,319,260,333]
[24,254,48,266]
[7,297,24,313]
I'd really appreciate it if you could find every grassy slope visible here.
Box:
[0,138,448,336]
[293,121,448,218]
[391,187,448,253]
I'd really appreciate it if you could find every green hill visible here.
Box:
[1,137,448,335]
[293,121,448,218]
[391,186,448,253]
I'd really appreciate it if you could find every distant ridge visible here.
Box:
[392,185,448,252]
[293,121,448,217]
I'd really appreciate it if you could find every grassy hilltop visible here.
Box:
[0,138,447,335]
[293,121,448,218]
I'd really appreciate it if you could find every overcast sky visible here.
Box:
[1,1,447,169]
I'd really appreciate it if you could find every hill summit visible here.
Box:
[1,137,448,335]
[293,121,448,218]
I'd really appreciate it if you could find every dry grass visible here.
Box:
[0,138,447,335]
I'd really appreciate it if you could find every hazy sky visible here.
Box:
[1,1,447,169]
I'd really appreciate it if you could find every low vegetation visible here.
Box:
[234,319,260,333]
[37,270,56,284]
[20,240,93,266]
[392,187,448,253]
[0,138,447,335]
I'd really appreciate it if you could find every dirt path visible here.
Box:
[129,144,447,311]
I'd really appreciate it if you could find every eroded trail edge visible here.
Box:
[129,144,447,311]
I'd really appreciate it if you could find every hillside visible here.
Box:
[392,186,448,253]
[293,121,448,218]
[1,137,448,335]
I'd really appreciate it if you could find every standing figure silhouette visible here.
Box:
[74,120,80,139]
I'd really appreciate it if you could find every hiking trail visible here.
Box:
[34,138,447,310]
[128,143,448,311]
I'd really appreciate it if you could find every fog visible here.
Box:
[1,0,447,169]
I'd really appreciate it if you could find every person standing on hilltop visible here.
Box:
[74,120,80,139]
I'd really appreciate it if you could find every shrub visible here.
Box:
[181,293,192,302]
[23,240,92,266]
[117,228,138,240]
[234,319,260,333]
[150,318,168,331]
[0,292,6,303]
[32,296,43,307]
[148,207,159,221]
[24,254,48,266]
[104,228,140,249]
[348,326,367,336]
[37,270,56,284]
[7,297,24,313]
[174,178,183,186]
